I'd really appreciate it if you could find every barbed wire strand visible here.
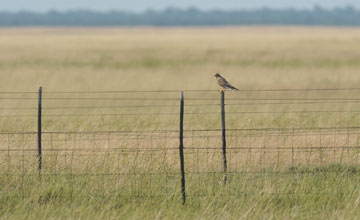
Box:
[1,110,360,118]
[3,87,360,94]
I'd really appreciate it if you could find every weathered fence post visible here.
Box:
[179,91,186,204]
[221,90,227,184]
[38,86,42,173]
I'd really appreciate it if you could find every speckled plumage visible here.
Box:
[214,73,239,91]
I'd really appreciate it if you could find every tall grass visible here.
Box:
[1,27,360,219]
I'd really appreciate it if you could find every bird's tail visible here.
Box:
[229,86,239,91]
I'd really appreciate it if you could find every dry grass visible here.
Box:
[1,27,360,219]
[1,27,360,131]
[1,27,360,91]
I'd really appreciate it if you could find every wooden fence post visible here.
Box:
[221,90,227,184]
[38,86,42,173]
[179,91,186,204]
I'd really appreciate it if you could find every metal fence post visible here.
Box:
[179,91,186,204]
[221,90,227,184]
[38,86,42,173]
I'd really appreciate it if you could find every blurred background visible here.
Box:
[1,0,360,26]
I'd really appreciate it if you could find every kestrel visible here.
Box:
[214,73,239,91]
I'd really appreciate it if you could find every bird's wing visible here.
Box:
[222,79,235,88]
[219,76,239,90]
[220,76,230,84]
[217,77,229,87]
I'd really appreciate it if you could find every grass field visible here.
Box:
[1,27,360,219]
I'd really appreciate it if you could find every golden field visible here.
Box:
[1,27,360,219]
[1,27,360,131]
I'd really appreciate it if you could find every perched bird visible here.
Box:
[214,73,239,91]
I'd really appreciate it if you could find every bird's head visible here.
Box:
[214,73,221,78]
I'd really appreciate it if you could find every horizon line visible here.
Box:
[0,4,358,14]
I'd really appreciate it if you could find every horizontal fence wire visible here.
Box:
[4,97,360,101]
[2,87,360,93]
[2,111,360,118]
[2,126,360,133]
[5,101,360,110]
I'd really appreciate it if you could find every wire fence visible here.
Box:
[1,87,360,202]
[1,128,360,199]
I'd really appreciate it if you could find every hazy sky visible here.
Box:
[1,0,359,12]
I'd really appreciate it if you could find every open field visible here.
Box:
[1,27,360,219]
[2,27,360,131]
